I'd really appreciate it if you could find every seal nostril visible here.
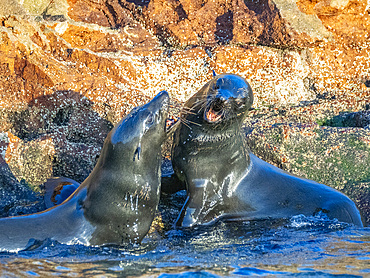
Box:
[212,99,223,112]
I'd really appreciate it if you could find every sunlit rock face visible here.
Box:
[0,0,369,224]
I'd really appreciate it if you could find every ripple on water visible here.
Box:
[0,215,369,277]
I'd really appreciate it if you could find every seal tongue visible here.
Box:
[206,107,222,122]
[206,109,221,122]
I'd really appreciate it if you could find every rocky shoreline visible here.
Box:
[0,0,369,225]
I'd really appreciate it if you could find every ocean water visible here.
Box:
[0,212,369,277]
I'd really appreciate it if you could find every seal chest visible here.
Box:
[172,73,363,228]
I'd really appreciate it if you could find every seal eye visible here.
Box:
[234,99,245,109]
[147,113,154,125]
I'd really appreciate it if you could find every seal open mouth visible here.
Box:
[166,116,179,133]
[204,99,224,123]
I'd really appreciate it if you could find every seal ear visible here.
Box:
[133,146,141,161]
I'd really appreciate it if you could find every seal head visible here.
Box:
[180,73,253,131]
[203,74,253,125]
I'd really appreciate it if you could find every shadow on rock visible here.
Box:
[215,10,234,44]
[5,90,113,197]
[0,156,45,217]
[319,110,370,129]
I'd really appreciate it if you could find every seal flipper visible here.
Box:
[175,179,207,227]
[43,177,80,208]
[324,199,363,227]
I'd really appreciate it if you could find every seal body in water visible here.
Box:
[172,73,363,227]
[0,91,169,252]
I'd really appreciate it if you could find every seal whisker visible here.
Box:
[181,118,202,127]
[198,98,209,112]
[190,97,208,113]
[181,109,197,116]
[180,118,192,129]
[181,103,204,115]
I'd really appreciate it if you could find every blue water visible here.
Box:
[0,212,369,277]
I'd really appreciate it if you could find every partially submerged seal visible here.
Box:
[0,91,169,252]
[172,73,363,227]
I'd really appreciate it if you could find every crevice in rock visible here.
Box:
[215,10,233,44]
[319,111,370,128]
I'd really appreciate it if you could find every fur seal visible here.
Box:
[172,73,363,228]
[0,91,169,252]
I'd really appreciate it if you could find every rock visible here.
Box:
[5,133,55,189]
[314,0,350,15]
[0,0,25,15]
[322,110,370,128]
[5,91,113,187]
[245,105,370,225]
[0,133,45,217]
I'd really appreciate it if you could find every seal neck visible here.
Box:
[177,121,250,165]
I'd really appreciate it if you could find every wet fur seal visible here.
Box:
[172,73,363,228]
[0,91,169,252]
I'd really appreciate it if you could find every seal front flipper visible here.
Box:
[175,179,212,227]
[176,195,203,227]
[322,198,363,226]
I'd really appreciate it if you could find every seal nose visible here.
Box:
[155,90,170,111]
[212,98,224,112]
[156,90,169,101]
